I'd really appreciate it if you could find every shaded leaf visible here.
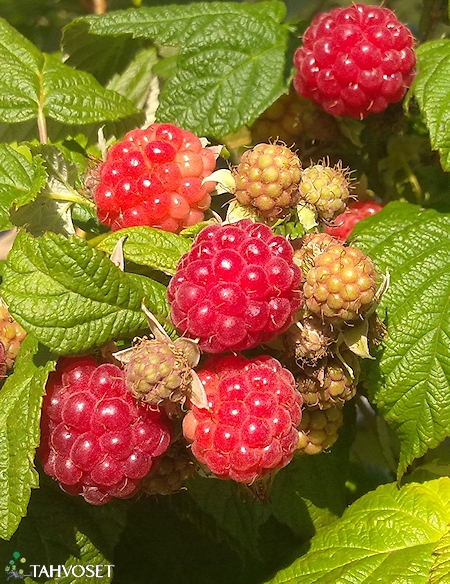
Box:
[0,475,127,582]
[0,144,47,231]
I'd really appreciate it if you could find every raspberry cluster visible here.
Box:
[182,354,302,483]
[94,123,218,233]
[39,357,171,505]
[168,219,302,353]
[293,3,416,119]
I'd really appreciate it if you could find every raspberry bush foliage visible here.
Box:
[2,1,450,582]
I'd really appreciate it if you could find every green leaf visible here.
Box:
[268,477,450,584]
[0,335,56,540]
[0,144,47,231]
[113,495,251,584]
[1,231,170,355]
[42,53,138,126]
[10,144,92,236]
[11,144,95,236]
[351,202,450,478]
[95,226,191,275]
[430,527,450,584]
[0,17,42,123]
[0,18,138,132]
[414,39,450,170]
[62,2,292,137]
[0,475,127,582]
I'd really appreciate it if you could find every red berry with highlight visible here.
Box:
[167,219,302,353]
[94,123,218,233]
[39,357,172,505]
[325,200,383,241]
[183,354,303,483]
[293,4,416,119]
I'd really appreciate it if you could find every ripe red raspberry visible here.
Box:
[167,219,302,353]
[94,123,218,233]
[182,354,303,483]
[325,200,383,241]
[293,4,416,119]
[38,356,171,505]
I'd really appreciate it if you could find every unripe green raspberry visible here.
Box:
[141,440,197,496]
[293,232,340,283]
[296,406,344,455]
[283,315,336,366]
[298,161,353,222]
[124,338,193,410]
[0,299,27,372]
[303,243,378,323]
[234,142,302,218]
[295,356,359,409]
[250,87,340,146]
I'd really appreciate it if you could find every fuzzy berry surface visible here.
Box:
[298,161,352,222]
[94,123,217,233]
[182,355,303,483]
[293,4,416,119]
[124,339,191,408]
[325,200,383,241]
[167,219,302,353]
[295,357,357,409]
[296,406,343,455]
[303,243,378,323]
[39,356,171,505]
[233,143,302,218]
